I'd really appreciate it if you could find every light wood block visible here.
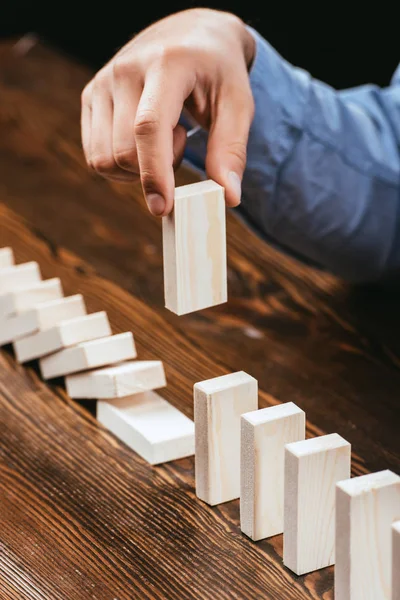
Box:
[66,360,166,399]
[39,332,136,379]
[335,470,400,600]
[0,261,41,293]
[0,294,86,346]
[97,391,195,465]
[0,278,63,320]
[0,247,14,268]
[284,433,351,575]
[162,179,227,315]
[194,371,258,506]
[240,402,306,541]
[393,521,400,600]
[14,312,111,363]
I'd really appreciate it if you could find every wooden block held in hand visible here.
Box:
[0,278,63,320]
[194,371,258,506]
[0,294,86,346]
[66,360,166,399]
[97,391,194,465]
[0,261,41,293]
[393,521,400,600]
[162,179,227,315]
[335,470,400,600]
[240,402,305,541]
[14,311,111,363]
[0,247,14,268]
[39,332,136,379]
[283,433,351,575]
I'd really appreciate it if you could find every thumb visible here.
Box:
[205,83,254,207]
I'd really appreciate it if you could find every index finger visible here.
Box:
[134,62,195,215]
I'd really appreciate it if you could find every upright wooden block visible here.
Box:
[0,294,86,346]
[194,371,258,506]
[393,521,400,600]
[0,247,14,268]
[14,312,111,363]
[162,179,227,315]
[97,391,195,465]
[0,262,41,293]
[39,332,137,379]
[66,360,166,399]
[240,402,306,541]
[335,470,400,600]
[0,278,63,319]
[284,433,351,575]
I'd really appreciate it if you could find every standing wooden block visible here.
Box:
[393,521,400,600]
[194,371,258,506]
[284,433,351,575]
[335,470,400,600]
[0,247,14,268]
[66,360,166,399]
[162,179,227,315]
[0,294,86,346]
[39,332,137,379]
[97,390,195,465]
[240,402,305,541]
[0,262,41,293]
[14,312,111,363]
[0,278,63,319]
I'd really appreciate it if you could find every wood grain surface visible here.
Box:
[0,36,399,599]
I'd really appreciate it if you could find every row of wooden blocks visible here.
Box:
[0,247,195,465]
[193,371,400,599]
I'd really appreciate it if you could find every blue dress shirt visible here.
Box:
[182,27,400,283]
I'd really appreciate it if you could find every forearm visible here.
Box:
[184,29,400,283]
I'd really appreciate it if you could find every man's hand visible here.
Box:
[81,8,255,216]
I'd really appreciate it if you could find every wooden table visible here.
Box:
[0,36,399,600]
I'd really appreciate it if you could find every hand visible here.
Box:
[81,8,255,216]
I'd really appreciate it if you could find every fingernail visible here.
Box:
[228,171,242,204]
[147,193,165,216]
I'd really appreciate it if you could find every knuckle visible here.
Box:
[114,147,139,171]
[90,154,116,175]
[227,140,247,164]
[81,83,93,105]
[113,55,135,79]
[140,169,158,195]
[134,110,159,136]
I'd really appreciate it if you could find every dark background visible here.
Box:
[1,1,398,89]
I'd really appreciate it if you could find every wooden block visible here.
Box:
[97,391,195,465]
[66,360,166,399]
[240,402,306,541]
[162,179,227,315]
[194,371,258,506]
[0,247,14,268]
[14,311,111,363]
[283,433,351,575]
[39,332,136,379]
[0,294,86,346]
[393,521,400,600]
[0,278,63,319]
[335,470,400,600]
[0,261,41,293]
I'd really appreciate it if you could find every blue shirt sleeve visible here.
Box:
[182,28,400,283]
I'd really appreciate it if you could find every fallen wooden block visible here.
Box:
[335,470,400,600]
[0,261,41,293]
[162,179,227,315]
[240,402,305,541]
[393,521,400,600]
[39,332,136,379]
[0,247,14,268]
[194,371,258,506]
[0,294,86,346]
[283,433,351,575]
[66,360,166,399]
[0,278,63,320]
[97,390,195,465]
[14,311,111,363]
